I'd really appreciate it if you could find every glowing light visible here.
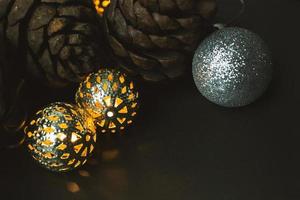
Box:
[93,0,111,16]
[107,111,114,117]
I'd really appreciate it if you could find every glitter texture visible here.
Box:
[192,27,273,107]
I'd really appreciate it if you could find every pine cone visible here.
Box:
[1,0,107,87]
[104,0,217,81]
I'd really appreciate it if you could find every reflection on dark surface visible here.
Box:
[66,182,80,193]
[60,135,130,199]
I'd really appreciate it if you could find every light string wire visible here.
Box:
[0,79,27,150]
[214,0,246,29]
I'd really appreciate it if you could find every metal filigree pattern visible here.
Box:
[25,102,97,172]
[76,68,139,133]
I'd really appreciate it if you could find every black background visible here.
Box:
[1,0,300,199]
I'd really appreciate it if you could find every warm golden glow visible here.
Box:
[59,123,68,129]
[114,97,123,107]
[75,68,139,134]
[61,153,70,159]
[74,144,83,153]
[109,122,116,129]
[102,82,108,91]
[66,182,80,193]
[119,75,125,83]
[117,117,126,124]
[48,115,59,121]
[81,147,88,157]
[75,161,81,168]
[93,0,111,16]
[86,81,91,89]
[71,132,82,143]
[57,133,67,141]
[42,140,53,146]
[118,106,128,114]
[107,111,114,117]
[90,144,94,153]
[27,131,33,138]
[131,102,137,108]
[68,159,75,165]
[57,143,67,150]
[27,103,96,171]
[121,86,127,94]
[108,73,114,81]
[44,127,54,133]
[97,120,105,127]
[44,152,55,159]
[103,96,112,107]
[78,170,90,177]
[96,76,101,83]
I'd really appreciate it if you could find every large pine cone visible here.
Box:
[0,0,107,87]
[104,0,217,81]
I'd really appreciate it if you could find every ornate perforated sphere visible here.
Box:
[75,68,139,133]
[25,103,97,172]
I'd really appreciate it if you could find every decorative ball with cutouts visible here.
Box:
[25,102,97,172]
[76,68,139,133]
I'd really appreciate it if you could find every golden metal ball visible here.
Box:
[75,68,139,133]
[25,102,97,172]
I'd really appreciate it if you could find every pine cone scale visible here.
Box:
[129,51,158,70]
[107,35,129,57]
[8,0,34,26]
[2,0,107,87]
[110,9,132,43]
[29,5,57,30]
[48,34,65,55]
[47,18,68,35]
[119,0,138,26]
[28,28,44,54]
[105,0,217,81]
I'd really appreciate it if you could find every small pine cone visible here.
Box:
[104,0,217,81]
[2,0,107,87]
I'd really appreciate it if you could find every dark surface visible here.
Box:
[0,0,300,199]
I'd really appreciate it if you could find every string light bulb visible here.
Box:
[25,102,97,172]
[76,68,139,133]
[93,0,111,16]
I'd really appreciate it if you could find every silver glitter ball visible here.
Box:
[192,27,273,107]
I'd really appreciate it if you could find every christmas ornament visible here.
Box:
[93,0,111,16]
[104,0,217,81]
[76,68,139,133]
[1,0,106,87]
[25,102,97,172]
[192,27,273,107]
